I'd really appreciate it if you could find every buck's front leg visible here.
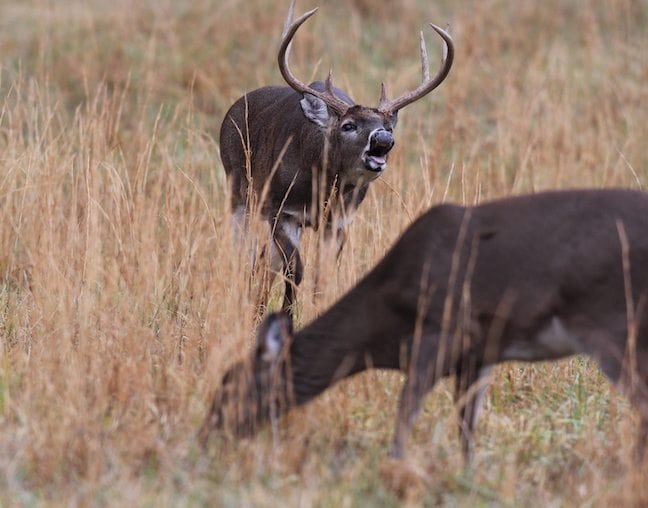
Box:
[272,219,303,317]
[326,223,348,261]
[313,222,349,307]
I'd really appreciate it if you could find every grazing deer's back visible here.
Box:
[470,190,648,323]
[358,189,648,328]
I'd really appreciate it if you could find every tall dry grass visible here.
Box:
[0,0,647,505]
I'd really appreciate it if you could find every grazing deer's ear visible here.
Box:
[256,312,292,362]
[300,93,331,128]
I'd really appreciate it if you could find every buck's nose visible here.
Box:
[369,129,394,155]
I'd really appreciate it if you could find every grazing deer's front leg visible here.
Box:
[272,218,303,316]
[580,327,648,463]
[390,334,447,458]
[617,383,648,463]
[636,417,648,464]
[616,370,648,463]
[455,363,492,465]
[626,349,648,464]
[391,371,430,459]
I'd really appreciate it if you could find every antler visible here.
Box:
[278,1,350,116]
[378,24,454,114]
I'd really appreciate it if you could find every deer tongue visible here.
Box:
[364,154,387,171]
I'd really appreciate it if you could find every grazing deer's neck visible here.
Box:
[287,283,405,405]
[287,317,357,405]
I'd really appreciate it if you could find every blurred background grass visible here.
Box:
[0,0,647,505]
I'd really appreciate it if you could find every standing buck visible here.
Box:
[200,189,648,464]
[219,2,454,315]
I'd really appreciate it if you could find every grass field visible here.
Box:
[0,0,647,505]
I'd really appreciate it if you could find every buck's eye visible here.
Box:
[341,122,357,132]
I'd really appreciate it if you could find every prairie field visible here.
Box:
[1,0,647,505]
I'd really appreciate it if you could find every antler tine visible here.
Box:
[378,23,454,114]
[379,82,389,104]
[278,3,350,116]
[420,30,430,82]
[325,69,335,95]
[441,23,450,62]
[282,0,297,39]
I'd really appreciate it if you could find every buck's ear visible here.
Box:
[390,111,399,128]
[256,312,292,362]
[300,93,331,128]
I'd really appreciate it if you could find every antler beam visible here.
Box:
[278,2,350,116]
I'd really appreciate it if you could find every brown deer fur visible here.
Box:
[200,189,648,464]
[219,4,453,315]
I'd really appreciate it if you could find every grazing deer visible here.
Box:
[219,2,454,315]
[199,189,648,464]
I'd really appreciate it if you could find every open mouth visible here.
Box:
[362,145,391,172]
[362,129,394,173]
[363,153,387,172]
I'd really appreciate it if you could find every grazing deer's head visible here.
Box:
[199,313,293,444]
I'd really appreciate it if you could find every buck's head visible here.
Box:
[300,85,397,181]
[198,312,293,444]
[279,2,454,183]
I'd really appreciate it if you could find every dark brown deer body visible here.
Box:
[219,3,453,315]
[200,189,648,464]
